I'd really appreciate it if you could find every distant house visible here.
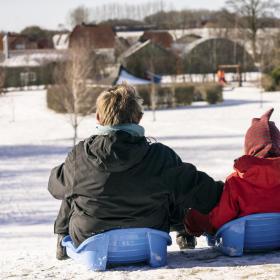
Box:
[37,38,54,49]
[6,33,37,50]
[0,32,53,51]
[139,31,173,49]
[0,33,65,87]
[120,40,177,79]
[69,23,116,62]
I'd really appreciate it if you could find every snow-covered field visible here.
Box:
[1,86,280,279]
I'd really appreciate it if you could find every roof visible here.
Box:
[0,49,67,67]
[120,40,151,59]
[183,37,218,54]
[69,24,115,49]
[140,31,173,48]
[176,34,202,44]
[114,65,151,85]
[53,33,70,50]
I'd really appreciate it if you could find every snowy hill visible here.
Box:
[1,86,280,279]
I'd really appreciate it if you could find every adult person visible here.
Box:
[48,83,223,259]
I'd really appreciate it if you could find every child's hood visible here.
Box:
[234,155,280,188]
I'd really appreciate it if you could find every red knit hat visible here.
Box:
[244,108,280,158]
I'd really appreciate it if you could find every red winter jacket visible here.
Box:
[184,155,280,236]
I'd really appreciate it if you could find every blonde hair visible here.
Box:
[96,83,143,126]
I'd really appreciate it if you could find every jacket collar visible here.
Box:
[94,124,145,137]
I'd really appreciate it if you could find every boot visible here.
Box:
[56,234,69,260]
[176,231,197,250]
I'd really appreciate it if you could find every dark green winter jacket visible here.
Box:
[48,130,223,246]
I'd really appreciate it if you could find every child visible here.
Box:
[184,108,280,236]
[217,69,227,86]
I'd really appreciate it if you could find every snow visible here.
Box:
[1,86,280,279]
[0,51,67,68]
[162,72,261,84]
[52,34,70,50]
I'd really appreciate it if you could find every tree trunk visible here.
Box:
[171,82,176,108]
[251,34,257,62]
[151,83,156,122]
[73,114,78,146]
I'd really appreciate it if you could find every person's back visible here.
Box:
[48,83,223,259]
[56,131,184,246]
[185,108,280,236]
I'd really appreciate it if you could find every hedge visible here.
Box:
[271,67,280,86]
[174,84,194,105]
[261,66,280,92]
[2,63,56,88]
[194,83,223,104]
[261,74,276,92]
[47,82,224,115]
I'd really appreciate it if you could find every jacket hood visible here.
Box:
[244,108,280,158]
[84,130,150,172]
[234,155,280,188]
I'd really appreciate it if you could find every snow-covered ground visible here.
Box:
[1,86,280,279]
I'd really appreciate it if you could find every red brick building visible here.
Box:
[69,23,116,50]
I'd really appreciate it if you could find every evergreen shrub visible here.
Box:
[261,74,276,92]
[204,83,223,104]
[271,67,280,89]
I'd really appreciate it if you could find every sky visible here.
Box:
[0,0,226,32]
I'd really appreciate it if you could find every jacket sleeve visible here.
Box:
[209,175,239,230]
[163,163,224,216]
[183,209,216,237]
[48,148,76,200]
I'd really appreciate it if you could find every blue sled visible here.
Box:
[206,213,280,256]
[62,228,172,271]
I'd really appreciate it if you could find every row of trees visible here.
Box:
[14,0,280,65]
[68,1,280,29]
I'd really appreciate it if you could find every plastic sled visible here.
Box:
[62,228,172,271]
[206,213,280,256]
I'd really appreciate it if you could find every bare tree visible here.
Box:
[68,5,90,28]
[93,1,164,22]
[226,0,279,61]
[53,47,96,145]
[260,29,280,72]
